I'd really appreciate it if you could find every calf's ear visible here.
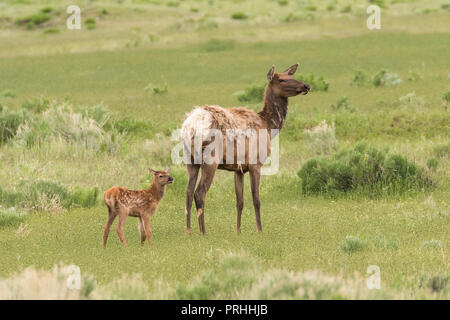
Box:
[149,168,156,174]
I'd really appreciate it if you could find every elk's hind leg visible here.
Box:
[234,171,244,233]
[194,164,218,235]
[185,164,200,235]
[249,166,262,232]
[138,217,146,246]
[103,205,117,248]
[116,209,128,247]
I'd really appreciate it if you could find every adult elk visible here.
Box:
[181,64,310,235]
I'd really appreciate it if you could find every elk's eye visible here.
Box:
[159,175,163,178]
[279,79,285,82]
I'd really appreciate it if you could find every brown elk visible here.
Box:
[181,64,310,235]
[103,168,173,248]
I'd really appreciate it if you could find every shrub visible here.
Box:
[167,1,180,7]
[372,69,402,87]
[297,142,433,196]
[421,239,442,249]
[443,91,450,103]
[201,39,235,52]
[341,5,352,13]
[433,142,450,158]
[0,181,99,211]
[233,84,265,103]
[0,89,16,98]
[374,232,399,250]
[231,12,248,20]
[295,73,329,92]
[350,67,368,87]
[145,83,168,95]
[43,27,59,34]
[175,252,260,299]
[14,103,124,153]
[331,96,355,112]
[304,120,337,155]
[341,235,367,253]
[398,92,424,109]
[16,12,51,29]
[283,12,315,22]
[0,111,26,144]
[278,0,289,5]
[0,264,94,299]
[0,209,26,228]
[69,186,99,208]
[426,158,439,171]
[21,97,50,113]
[85,18,96,30]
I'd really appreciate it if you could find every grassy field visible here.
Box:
[0,0,449,299]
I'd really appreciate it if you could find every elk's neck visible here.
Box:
[147,182,166,202]
[258,85,289,131]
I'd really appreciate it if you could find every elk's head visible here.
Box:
[267,63,310,97]
[149,168,174,185]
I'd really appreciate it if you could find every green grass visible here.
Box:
[0,0,448,299]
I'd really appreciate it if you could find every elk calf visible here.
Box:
[103,168,173,248]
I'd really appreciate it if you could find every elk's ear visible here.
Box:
[166,168,171,174]
[267,65,275,81]
[149,168,156,174]
[282,63,299,76]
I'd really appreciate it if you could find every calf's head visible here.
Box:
[149,168,174,185]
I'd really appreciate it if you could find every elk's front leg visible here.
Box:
[249,166,262,232]
[234,171,244,233]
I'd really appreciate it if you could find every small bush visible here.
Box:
[374,232,399,250]
[297,142,433,196]
[304,120,337,155]
[331,96,355,112]
[0,209,26,228]
[231,12,248,20]
[341,235,367,253]
[1,89,16,98]
[372,69,402,87]
[145,83,168,95]
[341,5,352,13]
[167,1,180,7]
[43,27,59,34]
[398,92,424,109]
[278,0,289,6]
[21,97,50,113]
[350,67,368,87]
[426,158,439,171]
[233,84,265,103]
[0,111,26,144]
[283,12,315,22]
[85,18,96,30]
[69,186,99,208]
[295,73,329,92]
[16,12,51,29]
[201,39,235,52]
[443,91,450,103]
[433,142,450,158]
[421,239,442,249]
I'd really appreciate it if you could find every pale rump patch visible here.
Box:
[182,107,213,141]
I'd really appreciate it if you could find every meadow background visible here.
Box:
[0,0,449,299]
